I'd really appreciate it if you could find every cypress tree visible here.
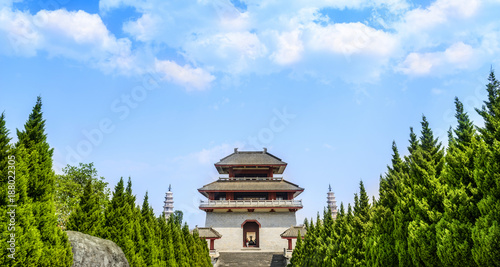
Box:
[182,223,196,266]
[321,207,335,266]
[192,228,212,267]
[170,216,190,267]
[124,178,145,266]
[0,112,11,207]
[472,70,500,266]
[66,178,103,237]
[366,141,401,267]
[158,215,177,267]
[16,97,72,266]
[351,181,371,266]
[406,116,445,266]
[331,203,353,266]
[129,205,145,267]
[436,98,479,266]
[0,114,44,266]
[104,178,135,263]
[290,230,303,266]
[140,192,160,266]
[394,129,417,267]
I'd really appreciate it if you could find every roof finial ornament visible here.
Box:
[168,184,171,191]
[329,184,332,192]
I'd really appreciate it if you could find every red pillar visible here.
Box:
[210,239,215,250]
[288,239,292,250]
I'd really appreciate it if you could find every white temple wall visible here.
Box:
[205,212,296,227]
[205,212,297,252]
[210,227,290,252]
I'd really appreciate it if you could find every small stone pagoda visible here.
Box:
[197,148,304,253]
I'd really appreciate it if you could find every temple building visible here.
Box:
[197,148,304,254]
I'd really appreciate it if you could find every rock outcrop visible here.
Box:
[66,231,129,267]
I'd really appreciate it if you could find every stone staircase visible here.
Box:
[216,252,287,267]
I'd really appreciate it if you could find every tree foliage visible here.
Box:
[0,98,213,266]
[55,162,109,229]
[290,71,500,267]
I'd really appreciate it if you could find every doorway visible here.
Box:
[242,221,259,247]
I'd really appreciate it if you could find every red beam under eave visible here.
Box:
[200,207,302,210]
[198,190,304,193]
[214,164,287,167]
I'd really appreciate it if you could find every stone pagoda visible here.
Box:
[197,148,304,253]
[163,184,174,220]
[327,184,338,220]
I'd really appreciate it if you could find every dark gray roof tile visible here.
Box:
[280,225,307,238]
[192,227,222,238]
[215,149,287,166]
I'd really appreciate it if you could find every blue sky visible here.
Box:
[0,0,499,227]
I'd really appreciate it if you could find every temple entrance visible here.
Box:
[242,221,259,247]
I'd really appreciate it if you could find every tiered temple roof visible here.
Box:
[198,178,304,197]
[214,148,287,174]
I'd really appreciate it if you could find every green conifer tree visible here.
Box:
[66,178,103,237]
[394,129,417,267]
[366,141,401,267]
[104,178,135,264]
[0,112,11,207]
[182,223,196,266]
[123,178,145,267]
[140,192,160,266]
[406,116,445,266]
[472,70,500,266]
[0,114,44,266]
[192,228,212,266]
[160,215,177,266]
[170,216,190,267]
[289,230,303,266]
[436,98,479,266]
[350,180,371,266]
[16,97,72,266]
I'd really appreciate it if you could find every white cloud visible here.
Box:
[183,31,268,74]
[0,8,40,56]
[0,8,136,74]
[307,22,397,56]
[0,7,218,90]
[154,59,215,91]
[270,30,304,65]
[2,0,500,87]
[123,13,161,42]
[398,42,477,75]
[35,9,135,73]
[399,0,480,33]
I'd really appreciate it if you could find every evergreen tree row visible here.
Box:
[0,97,73,266]
[67,176,212,266]
[291,70,500,266]
[0,97,212,266]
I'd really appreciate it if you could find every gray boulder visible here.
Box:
[66,231,129,267]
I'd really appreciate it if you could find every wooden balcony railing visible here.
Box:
[199,199,302,208]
